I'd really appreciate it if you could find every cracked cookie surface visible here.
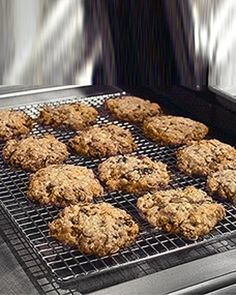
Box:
[69,124,137,158]
[176,139,236,176]
[106,96,161,124]
[143,115,208,145]
[98,155,169,194]
[137,186,225,240]
[207,169,236,203]
[28,164,103,206]
[0,110,33,141]
[3,135,68,171]
[39,103,98,130]
[216,159,236,171]
[49,202,139,256]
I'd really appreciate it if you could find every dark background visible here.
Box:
[92,0,178,86]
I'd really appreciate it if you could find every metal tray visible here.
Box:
[0,91,236,287]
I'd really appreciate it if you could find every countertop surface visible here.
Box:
[0,235,39,295]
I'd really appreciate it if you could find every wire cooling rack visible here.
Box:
[0,92,236,287]
[2,205,236,295]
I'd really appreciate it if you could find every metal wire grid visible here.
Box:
[0,92,236,287]
[2,206,236,295]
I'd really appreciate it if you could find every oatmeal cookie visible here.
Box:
[49,202,139,256]
[28,164,103,206]
[176,139,236,176]
[106,96,161,124]
[137,186,225,240]
[69,124,137,158]
[3,135,68,172]
[0,110,32,141]
[39,103,98,130]
[143,115,208,145]
[217,159,236,171]
[98,155,169,194]
[207,169,236,203]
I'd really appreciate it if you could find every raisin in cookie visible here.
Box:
[3,135,68,172]
[143,115,208,145]
[69,124,137,158]
[106,96,161,124]
[207,169,236,203]
[137,186,225,240]
[49,202,139,256]
[39,103,98,130]
[28,164,103,206]
[98,155,169,194]
[176,139,236,176]
[0,110,33,141]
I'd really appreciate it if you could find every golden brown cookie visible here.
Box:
[49,202,139,256]
[106,96,161,124]
[0,110,33,141]
[98,155,169,194]
[207,169,236,203]
[217,159,236,171]
[137,186,225,240]
[69,124,137,158]
[28,164,103,206]
[176,139,236,176]
[39,103,98,130]
[143,115,208,145]
[3,135,68,172]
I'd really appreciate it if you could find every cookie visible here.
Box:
[98,155,169,194]
[28,164,103,206]
[69,124,137,158]
[207,169,236,203]
[3,135,68,172]
[49,202,139,256]
[106,96,161,124]
[176,139,236,176]
[137,186,225,240]
[143,115,208,145]
[0,110,33,141]
[217,159,236,171]
[39,103,98,130]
